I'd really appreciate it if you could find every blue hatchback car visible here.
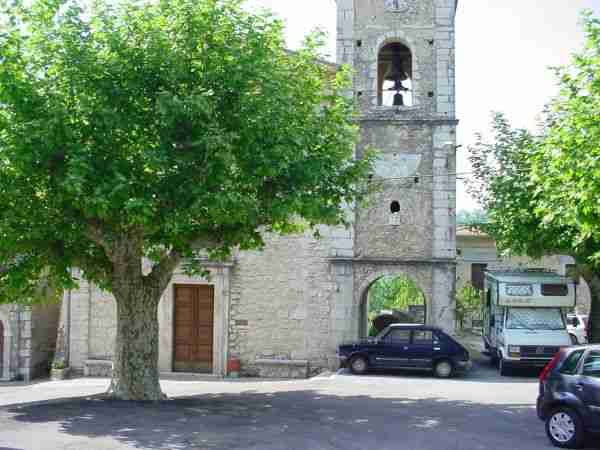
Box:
[337,324,471,378]
[537,345,600,448]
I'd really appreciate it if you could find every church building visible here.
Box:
[58,0,458,378]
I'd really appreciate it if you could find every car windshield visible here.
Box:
[505,308,565,330]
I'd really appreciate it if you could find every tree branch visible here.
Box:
[144,248,183,296]
[143,237,224,296]
[85,219,113,259]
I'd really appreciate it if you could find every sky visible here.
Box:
[244,0,600,211]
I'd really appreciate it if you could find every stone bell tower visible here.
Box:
[336,0,458,333]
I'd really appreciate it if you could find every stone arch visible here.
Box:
[357,269,431,338]
[373,31,421,107]
[0,309,12,380]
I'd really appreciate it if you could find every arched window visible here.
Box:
[378,42,413,107]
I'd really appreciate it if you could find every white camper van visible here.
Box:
[482,270,576,376]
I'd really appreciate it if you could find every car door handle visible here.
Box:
[434,347,441,351]
[575,384,584,392]
[403,346,409,350]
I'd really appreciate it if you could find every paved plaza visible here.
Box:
[0,359,599,450]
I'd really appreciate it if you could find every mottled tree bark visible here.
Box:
[101,238,181,401]
[108,289,165,400]
[581,267,600,344]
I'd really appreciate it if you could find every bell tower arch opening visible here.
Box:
[378,42,413,107]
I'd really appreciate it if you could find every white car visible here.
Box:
[567,314,588,344]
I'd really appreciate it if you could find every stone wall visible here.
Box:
[30,303,60,379]
[0,304,17,380]
[0,302,58,381]
[88,290,117,360]
[66,276,92,373]
[229,227,355,376]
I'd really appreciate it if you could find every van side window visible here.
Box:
[560,350,585,375]
[541,284,568,296]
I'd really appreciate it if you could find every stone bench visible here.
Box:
[84,359,113,377]
[254,359,309,379]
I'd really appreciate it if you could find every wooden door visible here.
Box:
[174,285,214,372]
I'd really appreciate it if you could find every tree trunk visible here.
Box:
[108,290,165,400]
[581,268,600,344]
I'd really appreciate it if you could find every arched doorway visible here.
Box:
[359,275,426,337]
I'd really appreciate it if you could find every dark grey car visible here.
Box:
[537,345,600,448]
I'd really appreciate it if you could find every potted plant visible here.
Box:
[50,358,69,381]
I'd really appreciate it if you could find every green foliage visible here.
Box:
[368,276,425,317]
[456,209,488,227]
[52,358,66,370]
[0,0,375,303]
[367,276,425,336]
[455,281,481,330]
[467,12,600,342]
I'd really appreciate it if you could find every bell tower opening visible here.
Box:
[378,42,413,107]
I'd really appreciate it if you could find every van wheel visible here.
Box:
[499,358,511,376]
[349,356,368,375]
[434,360,453,378]
[545,407,585,448]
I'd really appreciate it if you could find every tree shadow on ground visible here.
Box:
[2,389,599,450]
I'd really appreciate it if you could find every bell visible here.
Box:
[383,58,408,84]
[393,92,404,106]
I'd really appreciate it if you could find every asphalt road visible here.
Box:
[0,359,598,450]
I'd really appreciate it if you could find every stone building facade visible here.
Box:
[0,303,60,381]
[60,0,459,378]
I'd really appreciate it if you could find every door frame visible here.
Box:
[160,264,231,377]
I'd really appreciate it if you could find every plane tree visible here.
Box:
[0,0,374,399]
[468,12,600,342]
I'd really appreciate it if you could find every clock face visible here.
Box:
[385,0,409,12]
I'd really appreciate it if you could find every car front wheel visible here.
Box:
[545,407,585,449]
[349,355,368,375]
[434,360,453,378]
